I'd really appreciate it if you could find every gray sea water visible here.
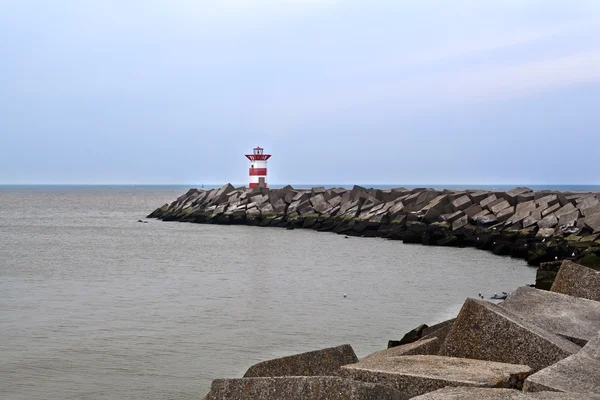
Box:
[0,186,537,399]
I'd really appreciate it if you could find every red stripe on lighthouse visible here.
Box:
[249,183,267,188]
[249,168,267,176]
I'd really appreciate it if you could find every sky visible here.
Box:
[1,0,599,185]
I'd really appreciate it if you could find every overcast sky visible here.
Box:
[1,0,599,185]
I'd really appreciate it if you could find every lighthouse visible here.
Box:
[245,146,271,188]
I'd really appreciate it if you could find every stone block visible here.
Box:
[309,194,331,214]
[441,211,464,223]
[536,195,559,208]
[451,195,473,212]
[507,209,532,226]
[536,228,556,238]
[411,387,600,399]
[243,344,358,378]
[516,200,536,213]
[506,187,533,205]
[517,192,536,204]
[523,216,538,228]
[475,214,498,227]
[339,355,532,398]
[452,215,468,230]
[558,210,580,227]
[577,195,600,211]
[490,200,511,215]
[207,376,406,400]
[480,195,498,209]
[366,338,440,362]
[496,206,515,222]
[541,203,560,218]
[538,214,558,229]
[581,203,600,218]
[438,298,580,372]
[498,286,600,346]
[550,261,600,302]
[584,213,600,233]
[469,191,491,203]
[554,203,576,219]
[464,204,483,218]
[523,332,600,394]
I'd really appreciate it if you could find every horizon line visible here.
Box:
[1,182,599,187]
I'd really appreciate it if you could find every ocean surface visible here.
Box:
[0,185,551,399]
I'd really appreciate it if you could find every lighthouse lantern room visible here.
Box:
[245,146,271,188]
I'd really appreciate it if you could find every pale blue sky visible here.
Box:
[1,0,599,185]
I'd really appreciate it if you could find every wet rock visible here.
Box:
[339,355,532,398]
[207,376,406,400]
[243,344,358,378]
[550,261,600,302]
[498,286,600,346]
[523,332,600,394]
[438,298,580,372]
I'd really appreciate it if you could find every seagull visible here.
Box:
[572,252,576,257]
[525,244,528,247]
[542,238,546,242]
[343,293,347,298]
[555,256,558,260]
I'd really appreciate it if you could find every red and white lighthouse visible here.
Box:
[245,146,271,188]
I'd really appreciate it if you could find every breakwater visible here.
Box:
[147,185,600,398]
[147,184,600,272]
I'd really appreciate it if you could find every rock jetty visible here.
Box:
[197,260,600,399]
[147,185,600,399]
[148,185,600,272]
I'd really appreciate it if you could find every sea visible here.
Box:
[0,184,596,399]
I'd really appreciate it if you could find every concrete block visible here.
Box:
[364,338,440,362]
[243,344,358,378]
[538,214,558,229]
[490,200,511,215]
[550,261,600,302]
[412,387,600,399]
[541,203,560,218]
[438,299,580,372]
[339,355,532,398]
[451,195,473,212]
[207,376,407,400]
[480,195,498,209]
[498,286,600,346]
[523,332,600,394]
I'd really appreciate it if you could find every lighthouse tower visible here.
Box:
[245,146,271,188]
